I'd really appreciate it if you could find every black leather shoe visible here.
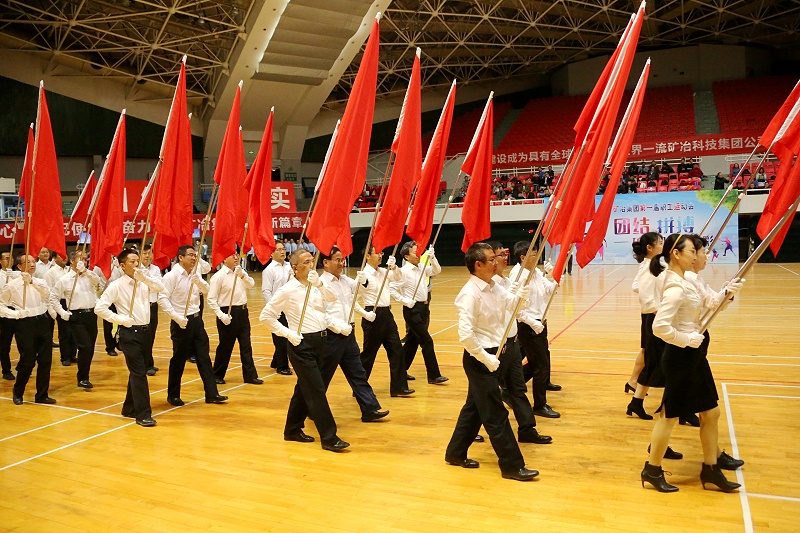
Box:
[3,372,15,380]
[245,378,264,385]
[474,435,485,442]
[70,357,78,363]
[12,395,23,405]
[276,368,293,376]
[519,428,553,444]
[428,376,449,385]
[61,360,71,367]
[361,409,389,422]
[641,461,679,492]
[546,382,562,391]
[205,395,228,404]
[167,397,184,407]
[718,450,744,470]
[52,341,59,348]
[321,438,350,452]
[188,356,196,363]
[446,456,479,468]
[701,463,740,492]
[284,430,315,443]
[78,380,93,389]
[146,367,157,376]
[136,417,157,427]
[648,444,683,460]
[502,467,539,481]
[35,397,56,404]
[106,350,117,356]
[532,404,560,418]
[215,378,225,384]
[391,389,415,397]
[406,373,416,381]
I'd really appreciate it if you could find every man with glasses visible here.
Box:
[262,242,293,375]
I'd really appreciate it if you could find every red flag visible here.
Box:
[70,171,97,226]
[151,232,177,270]
[577,61,650,268]
[211,84,248,267]
[407,80,456,251]
[757,159,800,255]
[152,60,194,263]
[759,79,800,155]
[90,112,127,278]
[372,49,422,253]
[134,172,156,219]
[306,15,380,256]
[244,109,276,263]
[460,95,494,252]
[18,124,34,203]
[27,83,66,260]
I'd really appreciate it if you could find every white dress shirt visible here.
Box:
[0,276,50,316]
[50,269,102,312]
[319,271,366,331]
[492,273,518,337]
[636,258,666,314]
[207,265,254,314]
[43,263,68,288]
[509,264,556,322]
[34,260,51,279]
[652,270,703,348]
[141,264,162,303]
[158,263,210,317]
[390,258,441,306]
[455,275,516,357]
[361,264,401,308]
[260,277,337,335]
[261,260,292,302]
[95,272,166,326]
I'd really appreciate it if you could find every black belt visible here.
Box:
[186,311,201,319]
[365,306,375,311]
[121,324,150,332]
[71,308,95,314]
[303,330,327,338]
[221,304,247,312]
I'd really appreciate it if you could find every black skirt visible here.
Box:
[660,331,719,418]
[637,313,666,387]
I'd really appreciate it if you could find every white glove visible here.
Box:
[474,349,500,372]
[111,256,119,268]
[687,332,705,348]
[542,260,554,275]
[307,270,321,287]
[75,260,86,273]
[216,311,232,325]
[509,281,520,294]
[234,266,246,279]
[363,311,376,322]
[514,284,530,302]
[48,307,57,320]
[21,272,32,284]
[355,270,367,285]
[58,309,72,321]
[119,315,134,328]
[16,308,30,319]
[523,316,544,334]
[340,322,353,336]
[724,277,745,295]
[427,245,435,258]
[133,268,147,282]
[386,256,396,268]
[287,331,303,346]
[402,297,415,308]
[189,273,203,286]
[170,313,188,329]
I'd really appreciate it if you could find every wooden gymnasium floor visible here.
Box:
[0,262,798,532]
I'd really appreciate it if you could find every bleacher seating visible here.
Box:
[422,101,512,157]
[496,94,588,153]
[713,76,796,134]
[627,84,695,141]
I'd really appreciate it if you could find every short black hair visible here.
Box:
[400,241,417,259]
[484,240,504,253]
[321,245,341,262]
[143,243,152,252]
[512,240,537,266]
[14,253,28,268]
[465,242,492,274]
[118,248,138,264]
[177,244,194,258]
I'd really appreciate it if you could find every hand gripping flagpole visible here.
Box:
[227,217,249,311]
[183,182,219,318]
[296,250,321,334]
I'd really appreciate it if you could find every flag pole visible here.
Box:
[296,250,321,334]
[11,123,35,264]
[541,244,575,321]
[123,164,159,247]
[371,189,420,308]
[23,83,46,310]
[700,191,800,333]
[183,182,219,317]
[226,217,249,310]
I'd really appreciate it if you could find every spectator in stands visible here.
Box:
[647,164,659,180]
[660,161,674,174]
[618,173,629,194]
[714,172,730,190]
[755,167,767,188]
[688,163,704,179]
[541,186,553,198]
[628,175,638,194]
[730,163,741,177]
[546,166,555,181]
[628,162,640,176]
[678,158,693,173]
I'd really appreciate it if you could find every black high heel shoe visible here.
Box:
[679,413,700,427]
[626,398,653,420]
[625,382,636,394]
[648,444,683,460]
[718,450,744,470]
[700,463,740,492]
[641,462,678,492]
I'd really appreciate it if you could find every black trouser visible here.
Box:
[103,304,117,352]
[118,325,152,421]
[13,313,53,401]
[213,306,258,381]
[144,302,158,370]
[167,314,219,400]
[284,332,339,444]
[0,316,15,374]
[69,310,98,383]
[270,313,289,369]
[360,306,408,394]
[57,300,76,363]
[402,301,441,380]
[498,337,536,433]
[445,349,525,473]
[518,321,550,409]
[327,330,381,415]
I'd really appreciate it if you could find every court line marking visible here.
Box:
[724,383,800,389]
[430,323,457,337]
[728,393,800,399]
[549,277,627,343]
[748,493,800,503]
[776,264,799,276]
[721,382,753,533]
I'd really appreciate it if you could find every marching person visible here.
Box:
[50,250,102,388]
[139,244,161,376]
[358,246,413,397]
[2,254,55,405]
[43,252,70,361]
[0,251,19,381]
[320,247,388,422]
[95,249,165,427]
[33,247,51,279]
[208,250,262,385]
[445,242,539,481]
[261,241,293,375]
[157,245,228,406]
[390,241,447,385]
[260,249,350,452]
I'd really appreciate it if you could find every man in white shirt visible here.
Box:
[260,249,350,452]
[43,252,70,359]
[139,245,162,376]
[445,242,538,481]
[0,251,18,380]
[261,242,293,375]
[208,251,262,385]
[390,241,447,384]
[359,246,413,397]
[320,247,388,422]
[33,247,51,279]
[95,249,165,427]
[2,254,55,405]
[157,245,228,406]
[50,250,102,388]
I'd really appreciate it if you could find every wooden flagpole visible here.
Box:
[22,83,46,310]
[183,183,219,317]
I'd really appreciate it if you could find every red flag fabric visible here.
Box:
[372,50,422,253]
[28,84,66,260]
[134,172,156,219]
[151,232,177,270]
[759,80,800,154]
[152,61,194,263]
[577,61,650,268]
[70,171,97,225]
[18,125,34,202]
[460,96,494,252]
[406,80,456,251]
[243,110,276,263]
[757,159,800,255]
[211,86,248,267]
[306,16,380,256]
[90,112,127,278]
